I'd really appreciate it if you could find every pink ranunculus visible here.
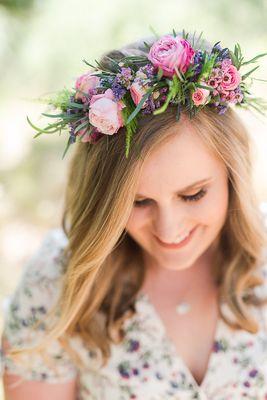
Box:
[89,88,125,135]
[192,86,210,106]
[130,81,149,108]
[148,34,195,77]
[228,90,236,102]
[207,77,218,88]
[75,72,100,102]
[221,65,241,91]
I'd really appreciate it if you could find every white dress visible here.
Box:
[1,226,267,400]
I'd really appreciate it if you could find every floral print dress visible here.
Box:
[1,227,267,400]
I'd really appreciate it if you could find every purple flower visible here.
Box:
[243,381,250,388]
[213,339,228,352]
[139,63,156,80]
[217,105,228,115]
[155,372,163,380]
[211,42,223,53]
[118,363,131,379]
[192,50,204,77]
[249,369,258,378]
[170,381,179,389]
[127,339,140,352]
[132,368,139,375]
[116,66,134,89]
[111,80,127,101]
[141,94,156,115]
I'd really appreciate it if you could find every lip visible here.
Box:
[155,226,198,250]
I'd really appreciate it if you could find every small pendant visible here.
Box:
[175,301,191,315]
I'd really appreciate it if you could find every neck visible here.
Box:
[140,242,219,304]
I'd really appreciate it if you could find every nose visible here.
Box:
[153,205,187,243]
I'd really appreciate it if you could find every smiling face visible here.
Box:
[125,119,229,272]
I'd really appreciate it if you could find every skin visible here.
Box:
[3,118,230,394]
[125,119,229,385]
[125,118,229,295]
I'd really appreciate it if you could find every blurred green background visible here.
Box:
[1,0,267,397]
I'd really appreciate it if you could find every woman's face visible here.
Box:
[125,120,229,271]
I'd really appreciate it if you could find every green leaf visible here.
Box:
[74,120,90,134]
[192,30,196,48]
[195,83,215,91]
[82,59,97,69]
[157,68,163,81]
[176,103,181,121]
[195,31,203,49]
[27,116,61,135]
[242,65,259,80]
[122,103,138,159]
[229,50,238,68]
[62,136,73,160]
[184,82,196,91]
[68,102,85,109]
[143,41,151,50]
[241,52,267,66]
[126,87,154,124]
[41,112,75,119]
[172,28,177,37]
[149,25,160,39]
[153,76,179,115]
[253,78,267,82]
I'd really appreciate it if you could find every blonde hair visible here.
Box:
[6,31,267,371]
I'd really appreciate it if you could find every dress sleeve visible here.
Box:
[0,228,78,384]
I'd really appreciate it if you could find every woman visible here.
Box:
[2,30,267,399]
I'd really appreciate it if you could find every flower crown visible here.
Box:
[27,29,267,159]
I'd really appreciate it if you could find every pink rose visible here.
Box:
[148,34,195,77]
[89,88,125,135]
[221,65,241,91]
[192,86,210,106]
[130,81,149,108]
[75,72,100,102]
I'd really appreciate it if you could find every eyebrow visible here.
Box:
[135,177,213,199]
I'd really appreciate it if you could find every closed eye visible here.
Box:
[133,188,207,207]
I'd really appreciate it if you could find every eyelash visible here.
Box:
[133,188,207,207]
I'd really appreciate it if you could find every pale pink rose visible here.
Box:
[89,88,125,135]
[130,81,149,108]
[148,34,195,77]
[75,72,100,102]
[192,86,210,106]
[221,65,241,91]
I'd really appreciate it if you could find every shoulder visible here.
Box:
[4,227,69,318]
[0,227,78,383]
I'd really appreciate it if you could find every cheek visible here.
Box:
[196,184,229,227]
[125,209,146,236]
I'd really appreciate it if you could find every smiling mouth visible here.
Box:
[154,226,197,250]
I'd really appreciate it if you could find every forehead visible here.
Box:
[136,122,224,192]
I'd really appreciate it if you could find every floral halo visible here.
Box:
[27,29,267,159]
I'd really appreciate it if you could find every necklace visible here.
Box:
[175,301,191,315]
